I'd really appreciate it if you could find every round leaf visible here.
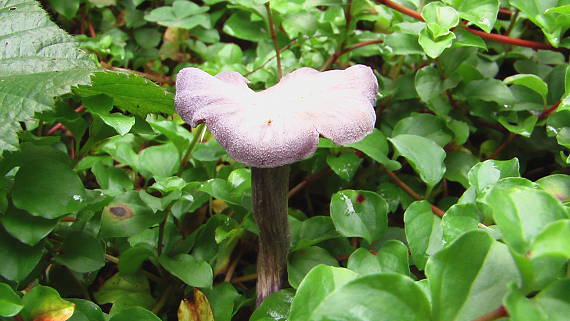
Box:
[0,282,23,317]
[159,253,213,288]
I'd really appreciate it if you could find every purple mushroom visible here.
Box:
[175,65,378,304]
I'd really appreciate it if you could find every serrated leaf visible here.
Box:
[0,0,95,155]
[75,72,174,116]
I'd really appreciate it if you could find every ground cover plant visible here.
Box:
[1,0,570,320]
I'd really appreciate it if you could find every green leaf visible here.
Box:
[347,129,401,170]
[418,27,456,58]
[76,72,174,116]
[460,79,515,106]
[67,299,106,321]
[55,231,105,273]
[287,246,339,289]
[404,201,443,270]
[0,206,57,246]
[12,144,86,219]
[428,231,520,321]
[467,158,520,193]
[326,151,362,181]
[443,0,498,33]
[509,0,570,47]
[0,231,45,282]
[250,289,294,321]
[159,253,213,288]
[347,240,410,276]
[530,220,570,259]
[20,286,75,321]
[498,113,538,137]
[202,283,241,321]
[100,191,161,238]
[139,142,180,178]
[283,12,318,37]
[223,11,267,42]
[415,66,444,103]
[118,245,153,276]
[421,2,459,38]
[330,190,388,244]
[453,28,487,49]
[393,113,453,146]
[505,279,570,321]
[144,1,210,29]
[444,150,479,188]
[83,95,135,136]
[441,203,481,244]
[49,0,80,19]
[479,183,568,254]
[537,174,570,202]
[504,74,549,102]
[304,273,431,321]
[290,216,340,251]
[389,134,447,188]
[109,307,161,321]
[0,0,95,154]
[0,282,23,317]
[289,265,358,321]
[94,273,155,311]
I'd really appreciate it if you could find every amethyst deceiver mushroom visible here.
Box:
[175,65,378,304]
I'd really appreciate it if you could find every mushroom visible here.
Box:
[175,65,378,305]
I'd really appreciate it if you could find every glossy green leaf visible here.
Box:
[289,216,340,251]
[109,307,160,321]
[505,279,570,321]
[460,79,515,106]
[67,299,106,321]
[0,0,95,154]
[289,265,358,321]
[0,282,23,317]
[418,27,456,58]
[306,273,431,321]
[453,28,487,49]
[159,253,213,288]
[287,246,339,289]
[250,289,294,321]
[83,95,135,136]
[441,203,480,244]
[509,0,570,47]
[537,174,570,202]
[444,150,479,188]
[0,206,57,246]
[421,2,459,38]
[326,151,362,181]
[100,191,161,238]
[443,0,498,33]
[49,0,80,19]
[55,231,105,273]
[504,74,549,102]
[118,245,153,276]
[139,142,180,178]
[13,144,86,219]
[530,220,570,258]
[0,228,45,283]
[404,201,443,270]
[144,1,210,29]
[393,113,452,146]
[330,190,388,244]
[347,240,410,276]
[94,273,154,311]
[480,183,568,254]
[415,66,444,103]
[347,129,401,170]
[389,134,446,188]
[20,286,75,321]
[223,11,266,42]
[467,158,520,193]
[427,230,520,321]
[202,283,241,321]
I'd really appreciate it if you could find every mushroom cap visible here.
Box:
[175,65,378,168]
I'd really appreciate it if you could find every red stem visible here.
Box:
[539,101,561,120]
[377,0,555,51]
[472,306,508,321]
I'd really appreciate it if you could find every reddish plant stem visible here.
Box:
[265,3,282,80]
[87,17,96,38]
[539,101,561,120]
[377,0,555,51]
[287,168,332,198]
[320,40,384,71]
[384,168,445,217]
[472,306,508,321]
[246,39,297,77]
[487,133,518,160]
[46,106,85,136]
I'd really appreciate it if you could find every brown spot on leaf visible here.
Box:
[356,194,366,203]
[107,204,134,220]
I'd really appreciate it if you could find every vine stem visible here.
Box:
[471,306,508,321]
[180,123,206,170]
[376,0,555,51]
[251,166,290,306]
[265,2,282,80]
[320,40,384,71]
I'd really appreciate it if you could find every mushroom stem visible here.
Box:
[251,165,290,306]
